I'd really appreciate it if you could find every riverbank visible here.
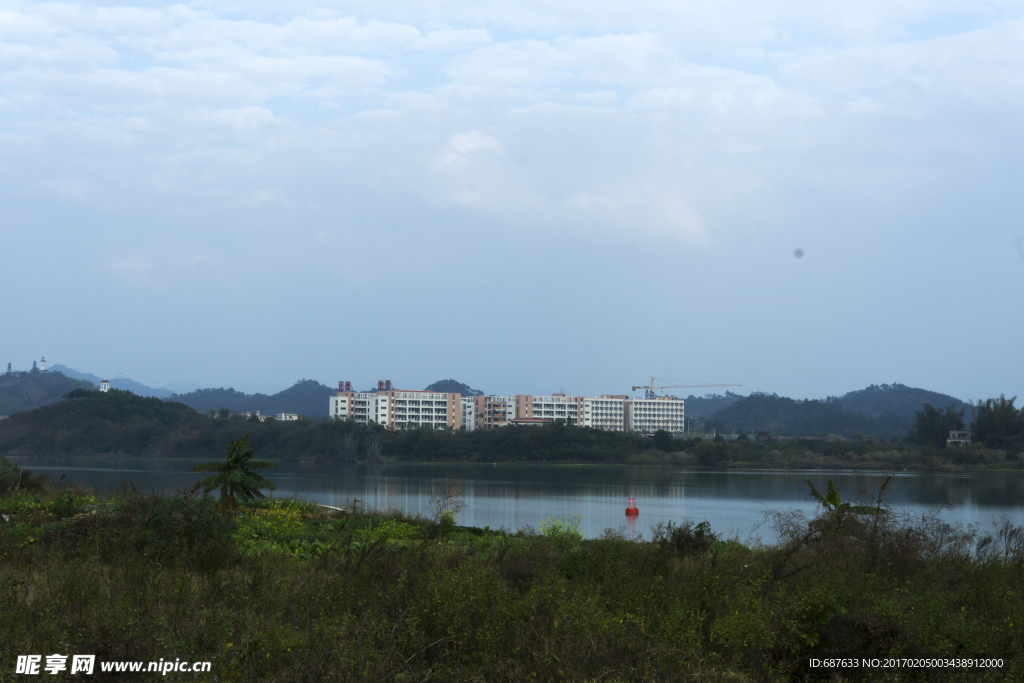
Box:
[1,477,1020,682]
[2,389,1021,472]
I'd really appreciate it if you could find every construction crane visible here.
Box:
[631,377,742,399]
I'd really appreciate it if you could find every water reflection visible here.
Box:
[12,457,1024,542]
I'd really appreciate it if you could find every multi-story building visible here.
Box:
[331,382,684,436]
[390,390,462,429]
[460,394,585,429]
[483,395,514,429]
[627,397,685,435]
[460,396,482,430]
[331,385,461,430]
[516,394,584,425]
[582,395,628,431]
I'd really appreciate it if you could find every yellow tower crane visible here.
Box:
[631,377,742,400]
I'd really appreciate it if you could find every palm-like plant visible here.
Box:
[192,434,279,510]
[805,478,885,527]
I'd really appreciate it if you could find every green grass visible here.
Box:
[1,487,1022,682]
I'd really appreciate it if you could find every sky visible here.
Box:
[1,0,1022,401]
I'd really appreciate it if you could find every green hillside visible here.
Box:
[170,379,335,417]
[706,385,970,439]
[838,383,968,418]
[681,391,743,419]
[0,370,96,416]
[0,388,1018,469]
[707,392,911,438]
[425,379,484,396]
[0,388,658,462]
[50,364,176,398]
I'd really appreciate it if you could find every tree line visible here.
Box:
[0,388,1021,467]
[912,395,1024,449]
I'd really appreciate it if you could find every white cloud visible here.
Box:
[437,130,503,167]
[412,28,491,52]
[781,18,1024,104]
[0,0,1022,248]
[567,187,709,244]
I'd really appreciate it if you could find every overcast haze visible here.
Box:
[1,0,1022,400]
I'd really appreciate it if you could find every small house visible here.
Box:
[947,430,972,448]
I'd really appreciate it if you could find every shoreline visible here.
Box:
[9,453,1024,475]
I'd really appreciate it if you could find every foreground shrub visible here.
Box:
[539,513,584,541]
[0,488,1020,682]
[651,519,719,555]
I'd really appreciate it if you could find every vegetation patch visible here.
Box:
[0,463,1020,682]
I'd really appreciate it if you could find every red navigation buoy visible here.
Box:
[625,497,639,515]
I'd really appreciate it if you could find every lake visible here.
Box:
[11,456,1024,542]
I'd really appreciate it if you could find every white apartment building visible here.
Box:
[627,397,685,435]
[331,382,684,436]
[460,396,479,430]
[518,394,583,425]
[330,392,385,424]
[391,391,461,429]
[582,396,627,431]
[331,388,461,430]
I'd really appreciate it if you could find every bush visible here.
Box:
[6,486,1024,681]
[539,514,583,541]
[651,520,719,555]
[0,455,18,495]
[49,491,96,518]
[692,440,727,466]
[121,494,235,570]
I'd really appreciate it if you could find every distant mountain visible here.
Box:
[425,379,484,396]
[159,382,203,394]
[708,393,904,438]
[0,388,202,457]
[170,379,335,417]
[838,383,968,418]
[682,391,744,419]
[706,384,970,439]
[0,369,97,415]
[50,364,175,399]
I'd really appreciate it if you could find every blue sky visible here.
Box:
[1,0,1022,400]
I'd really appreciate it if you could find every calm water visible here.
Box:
[12,456,1024,542]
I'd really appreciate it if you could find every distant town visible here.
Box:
[330,379,690,436]
[4,359,1006,445]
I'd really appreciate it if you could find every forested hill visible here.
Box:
[0,387,659,462]
[682,392,743,419]
[0,370,96,416]
[425,379,484,396]
[49,364,175,399]
[170,379,335,417]
[707,384,969,439]
[0,389,206,457]
[838,383,968,417]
